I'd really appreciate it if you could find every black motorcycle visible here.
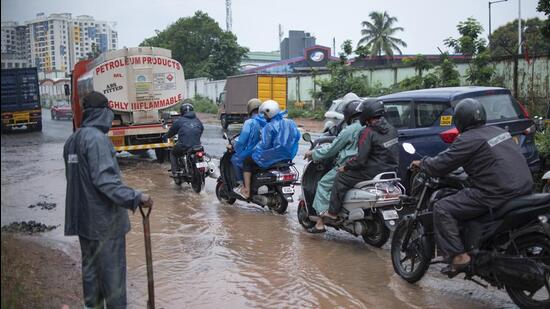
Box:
[391,143,550,309]
[167,132,211,193]
[215,133,298,214]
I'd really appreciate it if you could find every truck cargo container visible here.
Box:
[1,67,42,132]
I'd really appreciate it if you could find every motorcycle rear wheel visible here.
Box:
[216,181,236,205]
[297,202,315,229]
[271,193,288,214]
[391,218,431,283]
[362,215,390,247]
[505,234,550,309]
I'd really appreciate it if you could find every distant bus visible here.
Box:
[1,67,42,132]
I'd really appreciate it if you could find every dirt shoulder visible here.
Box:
[1,233,82,309]
[195,112,325,133]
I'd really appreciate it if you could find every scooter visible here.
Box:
[391,142,550,309]
[297,132,406,247]
[215,133,299,214]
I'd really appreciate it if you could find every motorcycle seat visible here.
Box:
[270,161,294,169]
[480,193,550,221]
[188,145,204,153]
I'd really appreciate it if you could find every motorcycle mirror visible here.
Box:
[162,124,169,130]
[222,132,228,140]
[302,132,312,142]
[402,143,416,155]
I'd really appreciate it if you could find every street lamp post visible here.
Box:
[488,0,508,50]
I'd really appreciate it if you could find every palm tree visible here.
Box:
[358,11,407,57]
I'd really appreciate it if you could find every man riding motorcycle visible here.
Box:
[411,98,533,276]
[322,99,399,222]
[230,98,266,194]
[164,102,204,179]
[303,100,363,233]
[238,100,300,199]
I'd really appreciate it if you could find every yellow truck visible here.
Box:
[216,74,287,129]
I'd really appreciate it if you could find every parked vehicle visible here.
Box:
[1,67,41,132]
[391,142,550,309]
[51,102,73,120]
[377,87,540,189]
[70,47,185,162]
[215,132,298,214]
[217,74,287,129]
[297,132,406,247]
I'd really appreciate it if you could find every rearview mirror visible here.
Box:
[302,132,311,142]
[222,132,228,140]
[402,142,416,155]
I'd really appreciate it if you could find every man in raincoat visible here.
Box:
[303,99,363,233]
[230,98,265,192]
[238,100,300,199]
[63,91,153,308]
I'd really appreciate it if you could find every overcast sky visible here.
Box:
[1,0,545,55]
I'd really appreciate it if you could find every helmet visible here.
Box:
[359,99,385,126]
[343,100,362,125]
[454,98,486,132]
[247,98,262,115]
[180,102,194,115]
[259,100,280,119]
[341,92,360,104]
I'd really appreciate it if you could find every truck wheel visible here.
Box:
[34,123,42,132]
[221,115,229,130]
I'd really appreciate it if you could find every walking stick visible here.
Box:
[139,205,155,309]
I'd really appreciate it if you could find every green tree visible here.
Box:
[445,18,494,85]
[538,0,550,38]
[491,18,550,57]
[358,11,407,57]
[435,53,461,87]
[402,54,433,77]
[140,11,248,79]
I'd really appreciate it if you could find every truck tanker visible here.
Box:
[70,47,185,161]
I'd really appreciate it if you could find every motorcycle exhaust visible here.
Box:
[252,195,269,207]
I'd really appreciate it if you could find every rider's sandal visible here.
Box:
[307,226,326,234]
[320,211,338,220]
[441,262,471,278]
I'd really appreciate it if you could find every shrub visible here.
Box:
[192,95,218,114]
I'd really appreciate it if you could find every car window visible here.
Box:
[415,102,450,127]
[471,94,522,121]
[383,101,412,128]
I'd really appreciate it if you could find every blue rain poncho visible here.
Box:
[252,111,301,169]
[231,114,266,180]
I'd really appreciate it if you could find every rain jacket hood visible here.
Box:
[81,108,114,134]
[252,111,300,169]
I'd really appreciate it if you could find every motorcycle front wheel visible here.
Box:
[391,217,432,283]
[505,234,550,309]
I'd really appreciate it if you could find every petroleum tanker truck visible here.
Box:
[70,47,185,161]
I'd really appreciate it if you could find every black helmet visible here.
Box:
[359,99,385,126]
[180,102,194,115]
[343,100,362,125]
[453,98,486,132]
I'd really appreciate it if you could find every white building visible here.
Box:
[1,21,30,64]
[16,12,118,73]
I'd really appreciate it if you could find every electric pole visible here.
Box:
[226,0,232,32]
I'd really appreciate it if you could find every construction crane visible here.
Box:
[226,0,232,32]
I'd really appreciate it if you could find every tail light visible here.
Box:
[196,151,204,158]
[440,128,459,144]
[2,114,12,119]
[516,100,530,118]
[523,124,536,135]
[276,172,297,182]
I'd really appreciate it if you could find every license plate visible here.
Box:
[196,162,208,168]
[282,186,294,194]
[382,209,399,220]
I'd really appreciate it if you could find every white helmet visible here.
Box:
[259,100,280,119]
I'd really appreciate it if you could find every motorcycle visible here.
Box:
[391,142,550,309]
[215,132,299,214]
[297,132,406,247]
[167,133,213,193]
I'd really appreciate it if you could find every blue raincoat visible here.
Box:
[231,114,266,181]
[252,112,301,169]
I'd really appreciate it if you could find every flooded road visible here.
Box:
[1,110,518,308]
